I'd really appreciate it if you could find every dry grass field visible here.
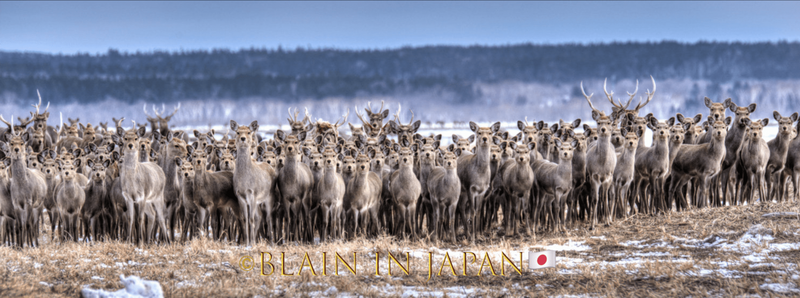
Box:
[1,200,799,297]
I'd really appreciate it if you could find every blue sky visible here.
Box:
[1,1,799,54]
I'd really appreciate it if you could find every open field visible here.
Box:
[1,199,798,297]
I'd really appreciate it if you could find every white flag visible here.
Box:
[529,250,556,269]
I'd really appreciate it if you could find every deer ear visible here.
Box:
[553,130,562,139]
[392,143,400,152]
[275,130,286,142]
[302,147,312,157]
[792,112,799,122]
[193,130,201,139]
[742,118,752,127]
[137,126,146,138]
[468,121,479,132]
[621,127,629,136]
[773,111,782,121]
[338,153,345,161]
[21,133,30,143]
[591,110,601,121]
[468,135,475,144]
[667,117,675,127]
[536,121,545,131]
[367,148,376,159]
[553,138,562,148]
[723,98,732,109]
[103,159,111,168]
[571,139,578,148]
[187,144,195,154]
[491,122,501,134]
[748,103,757,113]
[447,144,455,152]
[216,148,224,158]
[704,97,712,108]
[725,116,732,126]
[230,120,239,132]
[249,121,259,133]
[37,153,45,164]
[411,120,421,133]
[174,157,183,167]
[500,131,509,140]
[728,101,738,112]
[106,143,115,154]
[572,119,581,128]
[636,128,644,138]
[455,148,462,157]
[528,142,536,151]
[452,134,459,143]
[112,151,120,161]
[683,122,692,132]
[676,113,685,123]
[761,118,769,126]
[509,141,518,150]
[204,145,214,156]
[517,121,525,131]
[647,117,658,130]
[693,114,703,124]
[380,109,390,119]
[492,136,502,145]
[499,142,507,151]
[74,158,81,168]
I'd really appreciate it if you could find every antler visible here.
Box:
[115,117,125,128]
[18,116,33,126]
[0,114,12,130]
[524,116,530,127]
[634,76,656,111]
[622,79,638,110]
[32,89,49,114]
[580,81,597,111]
[393,103,402,122]
[143,104,154,118]
[355,105,368,124]
[304,107,312,124]
[334,108,350,127]
[165,102,181,118]
[406,110,415,125]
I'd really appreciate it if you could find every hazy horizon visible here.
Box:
[2,1,799,54]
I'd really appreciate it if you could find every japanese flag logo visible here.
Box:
[529,250,555,269]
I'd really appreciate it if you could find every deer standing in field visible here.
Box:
[231,120,278,245]
[457,121,500,241]
[669,117,730,211]
[532,135,574,233]
[580,81,621,229]
[390,137,422,240]
[314,144,346,241]
[112,122,170,244]
[677,113,704,144]
[54,157,85,241]
[388,104,421,142]
[633,115,673,215]
[427,147,461,242]
[719,99,754,206]
[0,160,15,245]
[765,112,798,202]
[736,118,770,204]
[612,127,641,218]
[275,130,314,242]
[82,158,113,242]
[344,149,382,238]
[1,116,48,247]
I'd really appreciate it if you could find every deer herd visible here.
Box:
[0,78,798,247]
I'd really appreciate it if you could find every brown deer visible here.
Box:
[30,90,56,147]
[456,121,500,241]
[633,116,673,215]
[1,116,48,247]
[612,127,641,218]
[389,104,421,142]
[390,137,422,240]
[287,108,311,136]
[344,150,382,238]
[766,112,798,202]
[580,82,621,229]
[82,158,113,242]
[363,100,390,128]
[314,145,346,242]
[495,140,535,236]
[669,117,730,211]
[607,78,655,133]
[427,147,461,242]
[112,122,170,244]
[231,120,278,245]
[532,136,574,233]
[0,160,14,245]
[720,100,757,206]
[736,118,770,204]
[275,130,314,242]
[55,159,85,241]
[676,113,704,144]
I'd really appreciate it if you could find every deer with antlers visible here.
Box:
[388,104,421,142]
[1,115,48,247]
[143,103,182,138]
[580,81,622,229]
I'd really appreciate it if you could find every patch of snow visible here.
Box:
[33,263,43,269]
[82,275,164,298]
[92,276,105,280]
[760,283,800,294]
[39,281,53,287]
[533,240,591,251]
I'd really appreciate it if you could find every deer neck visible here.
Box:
[121,149,140,174]
[474,142,491,169]
[557,156,573,178]
[668,140,682,164]
[10,156,28,181]
[652,136,669,158]
[236,143,254,171]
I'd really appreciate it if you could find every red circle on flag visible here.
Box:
[537,255,547,266]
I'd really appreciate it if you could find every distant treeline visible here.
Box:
[1,41,799,103]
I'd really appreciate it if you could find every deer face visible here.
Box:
[441,151,458,169]
[309,151,324,171]
[647,117,672,141]
[747,118,769,139]
[32,112,49,133]
[83,124,98,142]
[490,145,501,162]
[169,137,189,159]
[610,127,623,147]
[623,130,639,150]
[86,158,110,183]
[342,155,356,175]
[42,158,58,178]
[355,154,371,173]
[595,116,613,138]
[231,120,260,150]
[419,143,437,165]
[553,138,575,161]
[470,121,501,147]
[729,102,757,128]
[57,159,78,181]
[32,129,45,149]
[139,138,152,153]
[709,117,730,140]
[189,146,208,169]
[323,148,340,169]
[705,97,731,122]
[670,125,686,144]
[176,158,195,180]
[3,134,28,160]
[27,152,42,170]
[117,126,146,155]
[367,110,389,128]
[774,111,798,136]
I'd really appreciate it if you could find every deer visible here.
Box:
[606,78,655,134]
[111,122,170,244]
[82,158,113,242]
[456,121,500,241]
[676,113,704,144]
[143,103,182,139]
[179,143,244,242]
[30,90,57,147]
[736,118,770,204]
[765,112,798,202]
[363,100,390,129]
[389,137,422,240]
[313,144,346,242]
[388,104,421,142]
[612,127,641,218]
[532,136,574,233]
[154,133,189,242]
[274,130,314,242]
[0,115,48,247]
[287,108,311,136]
[719,100,757,206]
[669,117,730,211]
[344,149,382,238]
[54,158,85,241]
[415,140,439,234]
[492,139,534,236]
[0,160,15,245]
[427,147,461,242]
[633,115,673,215]
[231,120,278,245]
[580,81,623,229]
